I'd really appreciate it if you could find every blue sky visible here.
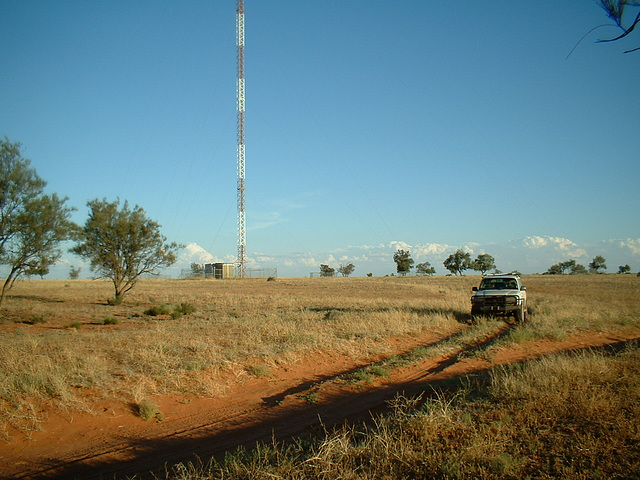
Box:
[1,1,639,277]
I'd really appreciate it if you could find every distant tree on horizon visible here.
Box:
[319,264,335,277]
[338,262,355,277]
[190,262,204,276]
[443,250,471,276]
[393,249,414,276]
[69,266,81,279]
[546,260,584,275]
[470,253,496,275]
[416,261,436,276]
[589,255,607,273]
[618,264,631,274]
[570,263,588,274]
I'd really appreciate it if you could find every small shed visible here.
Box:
[204,263,234,279]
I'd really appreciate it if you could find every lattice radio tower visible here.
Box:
[236,0,247,277]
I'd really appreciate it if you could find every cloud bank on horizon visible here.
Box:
[170,235,639,277]
[32,235,639,280]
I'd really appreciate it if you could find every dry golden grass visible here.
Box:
[0,274,639,442]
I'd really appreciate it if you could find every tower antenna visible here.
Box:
[236,0,247,277]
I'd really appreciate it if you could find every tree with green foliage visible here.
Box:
[546,260,583,275]
[589,255,607,273]
[443,249,471,276]
[470,253,496,275]
[618,264,631,274]
[416,261,436,276]
[190,262,204,277]
[338,262,355,277]
[570,263,588,274]
[71,198,181,304]
[546,263,564,275]
[319,264,335,277]
[393,249,414,276]
[0,138,76,306]
[69,266,81,279]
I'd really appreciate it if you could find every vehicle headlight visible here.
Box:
[471,296,483,304]
[505,296,518,305]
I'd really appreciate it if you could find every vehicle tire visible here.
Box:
[515,305,526,322]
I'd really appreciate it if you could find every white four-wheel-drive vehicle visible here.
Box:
[471,274,527,322]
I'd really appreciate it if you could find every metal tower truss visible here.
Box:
[236,0,247,277]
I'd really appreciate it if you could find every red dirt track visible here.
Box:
[2,327,639,480]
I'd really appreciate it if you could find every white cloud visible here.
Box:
[180,243,218,264]
[523,235,549,248]
[617,238,640,256]
[413,243,451,256]
[299,256,319,267]
[389,240,411,251]
[521,236,586,259]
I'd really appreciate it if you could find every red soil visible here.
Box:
[1,328,638,480]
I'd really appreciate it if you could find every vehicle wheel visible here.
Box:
[515,305,526,322]
[470,309,479,323]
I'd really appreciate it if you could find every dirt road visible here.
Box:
[2,324,638,480]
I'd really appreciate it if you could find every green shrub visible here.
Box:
[107,296,123,306]
[301,393,319,405]
[171,302,197,319]
[137,399,162,421]
[102,316,120,325]
[245,365,271,378]
[144,304,171,316]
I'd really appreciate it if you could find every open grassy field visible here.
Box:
[0,274,639,478]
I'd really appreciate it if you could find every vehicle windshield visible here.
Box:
[478,278,518,290]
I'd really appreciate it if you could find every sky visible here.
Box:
[1,1,639,278]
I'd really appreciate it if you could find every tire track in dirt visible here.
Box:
[5,325,640,480]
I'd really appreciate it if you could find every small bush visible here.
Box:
[144,304,171,317]
[245,364,271,378]
[350,369,373,383]
[137,399,161,421]
[107,296,123,306]
[369,365,391,378]
[102,316,120,325]
[301,393,319,405]
[171,302,197,319]
[67,322,82,329]
[25,315,47,325]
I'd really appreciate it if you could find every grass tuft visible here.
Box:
[171,302,197,320]
[144,304,172,317]
[245,364,271,378]
[136,399,162,422]
[102,316,120,325]
[26,315,47,325]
